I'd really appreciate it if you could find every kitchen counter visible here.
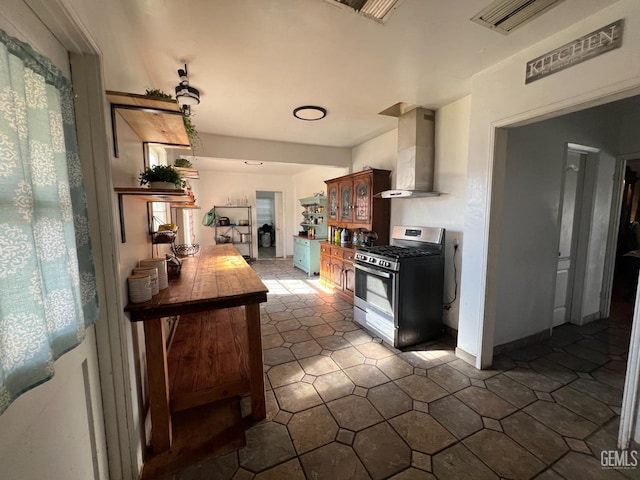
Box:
[125,244,268,454]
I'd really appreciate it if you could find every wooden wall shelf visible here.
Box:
[114,188,193,243]
[171,204,201,210]
[106,91,190,157]
[174,167,199,179]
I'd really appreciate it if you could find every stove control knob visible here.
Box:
[369,258,376,263]
[382,261,390,268]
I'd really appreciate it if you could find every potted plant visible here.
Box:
[139,165,183,189]
[174,157,193,168]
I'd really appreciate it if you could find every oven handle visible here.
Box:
[355,263,393,279]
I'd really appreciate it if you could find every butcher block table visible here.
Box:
[125,244,268,454]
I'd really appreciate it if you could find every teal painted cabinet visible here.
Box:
[294,195,326,275]
[293,236,321,276]
[298,196,327,239]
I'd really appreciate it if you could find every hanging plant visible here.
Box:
[182,115,201,152]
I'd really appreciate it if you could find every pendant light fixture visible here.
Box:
[175,63,200,114]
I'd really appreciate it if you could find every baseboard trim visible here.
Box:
[493,329,551,356]
[443,324,458,340]
[455,347,477,367]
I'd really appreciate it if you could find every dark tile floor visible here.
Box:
[166,259,639,480]
[257,246,277,259]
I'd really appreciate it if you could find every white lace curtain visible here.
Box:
[0,29,99,414]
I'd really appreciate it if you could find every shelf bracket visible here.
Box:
[114,188,194,244]
[118,192,127,243]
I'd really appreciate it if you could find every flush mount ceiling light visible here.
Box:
[325,0,404,23]
[175,63,200,113]
[293,106,327,121]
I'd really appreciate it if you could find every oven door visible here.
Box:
[354,262,398,345]
[354,263,397,319]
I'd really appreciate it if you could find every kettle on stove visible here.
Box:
[362,231,378,247]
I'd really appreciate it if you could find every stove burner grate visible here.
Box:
[357,245,439,260]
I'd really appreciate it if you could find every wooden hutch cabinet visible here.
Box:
[321,168,391,303]
[325,168,391,242]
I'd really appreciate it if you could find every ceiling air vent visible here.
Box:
[325,0,404,23]
[471,0,566,35]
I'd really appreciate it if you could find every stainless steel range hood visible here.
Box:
[376,106,440,199]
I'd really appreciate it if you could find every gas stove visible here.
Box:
[353,225,446,348]
[355,245,441,271]
[354,226,444,271]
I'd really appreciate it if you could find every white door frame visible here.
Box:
[617,152,640,449]
[274,191,285,257]
[601,154,629,320]
[71,52,139,480]
[553,148,587,327]
[27,2,140,478]
[620,284,640,448]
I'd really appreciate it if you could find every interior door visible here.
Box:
[553,150,586,326]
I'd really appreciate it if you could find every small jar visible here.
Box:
[352,231,361,247]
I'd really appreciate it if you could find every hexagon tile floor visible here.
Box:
[163,260,638,480]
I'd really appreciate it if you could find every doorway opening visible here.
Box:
[611,159,640,324]
[487,93,640,448]
[256,191,284,259]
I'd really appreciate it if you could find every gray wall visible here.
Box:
[492,102,634,347]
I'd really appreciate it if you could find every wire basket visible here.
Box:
[152,230,176,244]
[172,243,200,257]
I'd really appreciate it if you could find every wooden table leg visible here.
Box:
[143,319,172,452]
[245,303,266,420]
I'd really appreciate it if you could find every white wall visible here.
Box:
[194,165,346,255]
[0,328,105,480]
[194,170,296,256]
[351,97,470,330]
[459,0,640,367]
[111,118,163,467]
[0,2,108,479]
[196,133,352,168]
[619,111,640,154]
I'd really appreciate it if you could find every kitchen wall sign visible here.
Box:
[525,19,624,84]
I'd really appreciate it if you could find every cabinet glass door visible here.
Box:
[340,181,352,222]
[354,177,371,223]
[328,185,338,221]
